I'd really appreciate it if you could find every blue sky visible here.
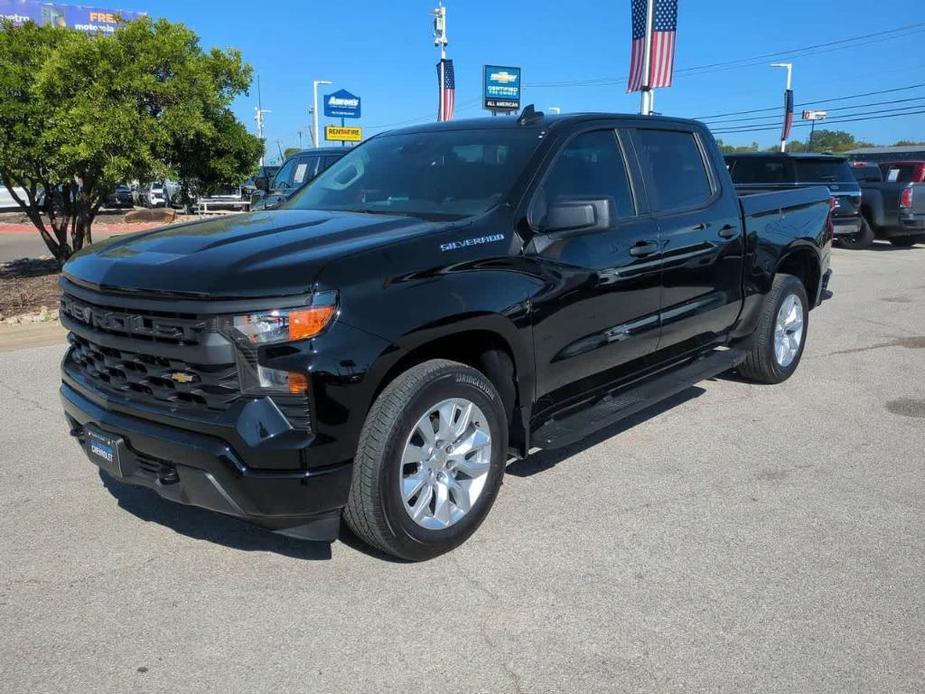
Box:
[91,0,925,163]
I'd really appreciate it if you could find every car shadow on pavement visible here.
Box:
[507,386,705,478]
[98,470,334,560]
[868,241,924,252]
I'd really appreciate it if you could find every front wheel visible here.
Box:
[344,359,508,561]
[738,273,809,384]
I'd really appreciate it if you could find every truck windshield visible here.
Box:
[286,129,541,220]
[794,159,853,183]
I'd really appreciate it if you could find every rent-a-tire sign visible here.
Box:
[483,65,521,112]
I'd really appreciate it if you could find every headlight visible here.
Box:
[229,290,338,345]
[223,291,338,394]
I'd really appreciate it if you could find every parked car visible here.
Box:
[139,182,167,208]
[850,161,925,247]
[251,148,345,210]
[898,181,925,243]
[0,179,27,210]
[104,183,134,209]
[60,109,832,560]
[725,153,866,248]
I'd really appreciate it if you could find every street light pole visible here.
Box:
[771,62,793,153]
[312,79,332,148]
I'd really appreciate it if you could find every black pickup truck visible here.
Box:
[725,152,866,248]
[59,109,832,560]
[850,161,925,247]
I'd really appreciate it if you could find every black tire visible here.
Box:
[344,359,508,561]
[738,273,809,384]
[889,237,916,248]
[838,218,874,249]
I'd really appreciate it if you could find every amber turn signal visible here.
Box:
[288,305,337,341]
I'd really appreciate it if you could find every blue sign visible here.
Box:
[323,89,361,119]
[483,65,521,112]
[0,0,145,33]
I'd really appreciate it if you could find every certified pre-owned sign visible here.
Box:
[323,89,361,119]
[483,65,521,112]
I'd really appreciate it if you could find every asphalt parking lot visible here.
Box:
[1,244,923,693]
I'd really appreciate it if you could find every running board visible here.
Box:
[532,348,746,450]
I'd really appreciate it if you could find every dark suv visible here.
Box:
[725,153,866,247]
[251,148,345,210]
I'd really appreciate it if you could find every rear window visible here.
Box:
[881,164,918,183]
[794,159,853,184]
[727,158,794,184]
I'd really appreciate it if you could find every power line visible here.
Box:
[696,83,925,121]
[526,23,925,89]
[702,95,925,128]
[711,108,925,135]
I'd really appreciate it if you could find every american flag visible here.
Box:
[437,59,455,121]
[627,0,678,93]
[781,89,794,142]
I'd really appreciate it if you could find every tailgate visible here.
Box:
[909,183,925,216]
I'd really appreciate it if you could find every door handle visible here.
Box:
[629,241,659,258]
[718,225,738,239]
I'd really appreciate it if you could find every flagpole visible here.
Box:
[639,0,655,115]
[434,3,448,121]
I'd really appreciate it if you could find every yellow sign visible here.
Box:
[325,126,362,142]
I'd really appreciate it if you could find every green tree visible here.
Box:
[283,147,301,159]
[715,139,760,154]
[0,18,262,263]
[802,129,872,153]
[891,139,925,147]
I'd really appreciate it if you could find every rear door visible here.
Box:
[529,127,662,405]
[631,126,744,359]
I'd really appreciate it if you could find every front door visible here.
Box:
[528,128,662,409]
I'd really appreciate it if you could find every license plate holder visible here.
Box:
[87,427,123,478]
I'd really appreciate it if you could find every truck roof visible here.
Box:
[725,152,848,161]
[386,111,705,136]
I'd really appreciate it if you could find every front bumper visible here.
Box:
[832,215,862,235]
[61,381,351,540]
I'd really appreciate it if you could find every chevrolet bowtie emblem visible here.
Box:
[169,371,196,384]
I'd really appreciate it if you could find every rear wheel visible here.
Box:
[344,359,508,561]
[838,218,874,249]
[738,273,809,384]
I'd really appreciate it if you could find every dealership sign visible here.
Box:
[323,90,361,119]
[325,126,362,142]
[483,65,522,112]
[0,0,145,33]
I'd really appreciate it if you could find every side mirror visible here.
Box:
[543,198,612,234]
[254,176,269,192]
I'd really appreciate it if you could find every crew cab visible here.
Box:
[59,109,832,560]
[850,160,925,247]
[725,152,865,247]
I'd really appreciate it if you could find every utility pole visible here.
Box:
[254,75,271,166]
[312,80,332,148]
[297,130,303,149]
[433,3,448,121]
[771,62,793,153]
[639,0,655,115]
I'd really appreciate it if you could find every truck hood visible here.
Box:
[63,209,438,298]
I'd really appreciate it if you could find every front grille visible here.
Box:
[67,333,240,413]
[62,289,313,431]
[60,293,212,345]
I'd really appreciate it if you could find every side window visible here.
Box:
[318,156,340,175]
[532,129,635,226]
[636,129,713,211]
